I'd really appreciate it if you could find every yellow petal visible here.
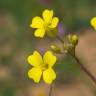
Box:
[49,17,59,28]
[34,29,45,38]
[43,51,56,67]
[43,68,56,84]
[90,17,96,30]
[30,16,44,28]
[28,67,42,83]
[43,9,53,23]
[27,51,43,67]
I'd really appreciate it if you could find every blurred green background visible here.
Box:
[0,0,96,96]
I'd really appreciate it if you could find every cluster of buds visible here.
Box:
[63,34,79,55]
[50,34,79,56]
[50,45,61,54]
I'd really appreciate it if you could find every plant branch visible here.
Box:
[56,35,64,44]
[56,34,96,84]
[74,54,96,84]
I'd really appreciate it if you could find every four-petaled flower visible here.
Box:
[27,51,56,84]
[30,9,59,38]
[90,17,96,30]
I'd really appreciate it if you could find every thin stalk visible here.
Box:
[49,84,53,96]
[74,55,96,84]
[56,35,64,44]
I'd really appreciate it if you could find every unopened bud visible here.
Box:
[50,45,61,53]
[63,43,74,53]
[68,34,78,45]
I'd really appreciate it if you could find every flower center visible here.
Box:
[44,22,51,31]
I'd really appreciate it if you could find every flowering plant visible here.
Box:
[27,9,96,96]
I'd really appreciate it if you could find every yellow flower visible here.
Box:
[27,51,56,84]
[90,17,96,30]
[30,9,59,38]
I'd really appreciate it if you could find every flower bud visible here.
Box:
[63,43,74,53]
[68,34,78,45]
[50,45,61,53]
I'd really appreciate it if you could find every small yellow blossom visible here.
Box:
[27,51,56,84]
[30,9,59,38]
[90,17,96,30]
